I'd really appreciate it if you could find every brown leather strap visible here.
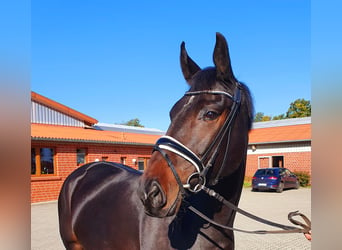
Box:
[188,186,311,235]
[188,206,309,234]
[288,211,311,233]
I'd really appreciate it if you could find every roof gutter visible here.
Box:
[32,137,310,147]
[31,137,156,146]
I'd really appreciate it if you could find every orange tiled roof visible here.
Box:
[248,123,311,144]
[31,124,161,145]
[32,123,311,146]
[31,91,98,126]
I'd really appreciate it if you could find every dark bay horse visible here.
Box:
[58,32,254,250]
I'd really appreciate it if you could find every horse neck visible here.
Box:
[182,159,246,225]
[210,160,246,218]
[218,159,245,199]
[212,161,246,228]
[165,162,245,249]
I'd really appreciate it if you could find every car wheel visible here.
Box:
[276,182,284,193]
[252,188,258,192]
[295,180,300,189]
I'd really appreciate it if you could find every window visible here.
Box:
[255,169,275,175]
[258,155,284,169]
[120,157,127,165]
[31,147,55,176]
[258,156,271,169]
[279,168,286,176]
[77,148,87,166]
[284,169,291,176]
[31,148,36,174]
[272,156,284,168]
[138,157,150,171]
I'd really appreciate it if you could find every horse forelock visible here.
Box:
[189,67,217,91]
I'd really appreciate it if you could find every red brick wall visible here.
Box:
[31,141,154,203]
[31,140,311,203]
[245,151,311,178]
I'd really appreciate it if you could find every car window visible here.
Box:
[266,169,275,175]
[255,169,276,176]
[255,169,265,175]
[279,168,285,175]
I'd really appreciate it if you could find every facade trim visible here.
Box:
[248,144,311,155]
[249,139,311,145]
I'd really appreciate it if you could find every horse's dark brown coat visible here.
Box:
[58,33,254,250]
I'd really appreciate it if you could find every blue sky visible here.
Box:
[31,0,310,131]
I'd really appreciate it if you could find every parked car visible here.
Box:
[251,168,300,193]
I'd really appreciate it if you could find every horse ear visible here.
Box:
[213,32,235,81]
[180,41,201,84]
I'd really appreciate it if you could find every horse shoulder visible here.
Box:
[59,162,142,249]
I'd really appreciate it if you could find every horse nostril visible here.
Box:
[148,183,160,197]
[147,181,166,209]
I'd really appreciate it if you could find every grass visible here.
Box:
[243,176,252,188]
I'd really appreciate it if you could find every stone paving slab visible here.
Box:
[31,188,311,249]
[234,188,311,249]
[31,201,64,250]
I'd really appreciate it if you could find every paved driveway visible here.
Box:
[31,188,311,249]
[234,188,311,249]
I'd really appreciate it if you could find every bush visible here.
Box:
[243,176,252,187]
[293,171,311,187]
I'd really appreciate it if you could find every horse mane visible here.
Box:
[189,67,255,130]
[239,81,254,130]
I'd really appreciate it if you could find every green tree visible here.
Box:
[261,115,271,121]
[254,112,271,122]
[121,118,144,127]
[254,112,265,122]
[286,98,311,118]
[272,114,285,120]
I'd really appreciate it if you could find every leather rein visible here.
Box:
[153,82,311,235]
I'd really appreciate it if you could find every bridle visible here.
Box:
[153,81,242,195]
[152,81,311,235]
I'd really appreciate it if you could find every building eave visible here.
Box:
[31,91,98,126]
[31,137,155,146]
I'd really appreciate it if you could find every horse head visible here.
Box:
[139,33,253,218]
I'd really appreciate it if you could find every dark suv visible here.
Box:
[251,168,300,193]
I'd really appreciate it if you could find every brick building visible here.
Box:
[31,92,163,203]
[245,117,311,178]
[31,92,311,203]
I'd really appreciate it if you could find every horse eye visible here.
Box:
[204,111,219,121]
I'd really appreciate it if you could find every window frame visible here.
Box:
[31,147,56,177]
[137,157,150,171]
[76,148,87,166]
[120,156,127,165]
